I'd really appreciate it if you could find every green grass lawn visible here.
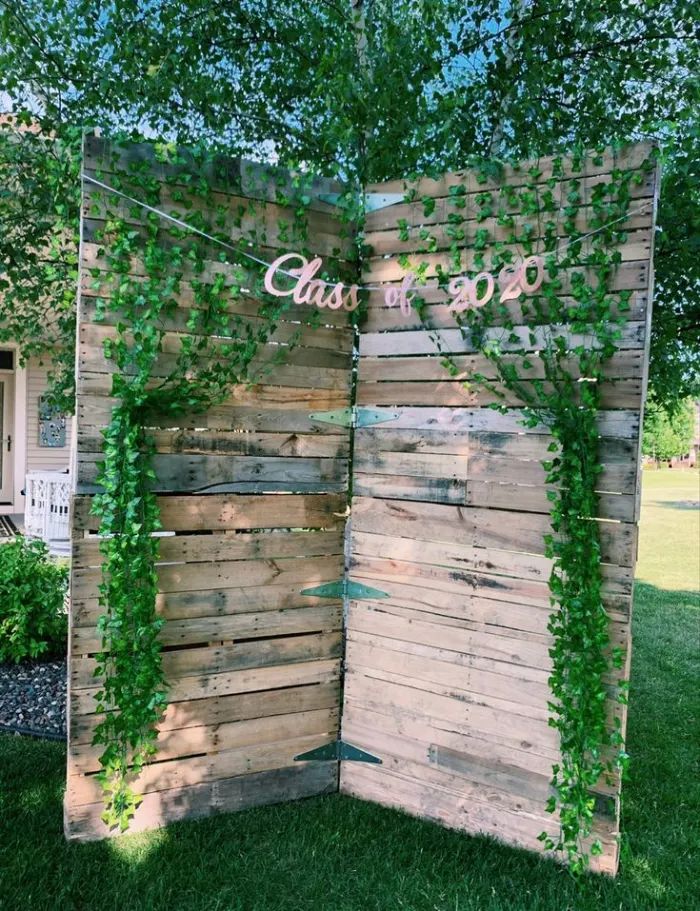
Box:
[1,471,698,911]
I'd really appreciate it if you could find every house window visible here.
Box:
[0,350,14,370]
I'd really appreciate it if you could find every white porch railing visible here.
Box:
[24,470,71,543]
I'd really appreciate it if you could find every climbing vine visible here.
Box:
[396,147,658,873]
[86,139,336,828]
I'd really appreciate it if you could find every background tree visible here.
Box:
[643,397,696,463]
[0,0,698,408]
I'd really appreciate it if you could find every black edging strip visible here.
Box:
[0,723,66,742]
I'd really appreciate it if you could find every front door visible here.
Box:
[0,351,15,504]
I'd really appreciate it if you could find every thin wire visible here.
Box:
[81,172,653,293]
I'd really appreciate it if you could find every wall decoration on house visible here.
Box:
[38,395,67,447]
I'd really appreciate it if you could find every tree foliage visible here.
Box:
[1,0,698,406]
[643,397,696,461]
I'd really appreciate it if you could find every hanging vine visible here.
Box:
[394,147,657,873]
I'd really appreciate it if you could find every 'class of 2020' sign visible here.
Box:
[264,253,546,315]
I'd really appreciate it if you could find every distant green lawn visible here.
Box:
[1,471,698,911]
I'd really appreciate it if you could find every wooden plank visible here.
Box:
[358,350,645,382]
[67,731,336,807]
[365,210,653,256]
[76,452,348,494]
[339,760,617,876]
[76,427,349,458]
[83,185,353,259]
[356,379,643,410]
[65,762,338,841]
[71,631,343,689]
[364,260,649,305]
[363,166,654,232]
[80,274,351,329]
[71,658,342,717]
[353,447,635,491]
[359,322,645,358]
[72,493,347,532]
[72,582,342,629]
[78,398,348,435]
[73,604,343,654]
[70,706,340,774]
[351,530,633,595]
[364,143,653,196]
[73,528,345,568]
[365,230,652,282]
[350,497,637,568]
[346,406,640,439]
[70,681,341,745]
[72,553,344,600]
[83,134,348,214]
[352,474,635,521]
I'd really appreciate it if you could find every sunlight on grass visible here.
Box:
[637,469,699,591]
[106,825,170,864]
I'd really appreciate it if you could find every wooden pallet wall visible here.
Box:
[340,144,659,875]
[66,138,658,875]
[65,136,355,838]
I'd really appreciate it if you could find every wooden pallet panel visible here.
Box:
[343,142,658,876]
[65,137,353,841]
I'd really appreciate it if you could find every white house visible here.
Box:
[0,345,72,552]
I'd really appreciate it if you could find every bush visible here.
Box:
[0,537,69,663]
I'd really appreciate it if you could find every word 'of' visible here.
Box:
[263,253,545,315]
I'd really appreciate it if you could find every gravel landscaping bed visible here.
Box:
[0,659,66,738]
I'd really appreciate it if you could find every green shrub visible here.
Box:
[0,537,69,663]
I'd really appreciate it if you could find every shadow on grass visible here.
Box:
[646,500,699,511]
[1,581,697,911]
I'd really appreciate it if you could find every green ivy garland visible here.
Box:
[394,147,657,873]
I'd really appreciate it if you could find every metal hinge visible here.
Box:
[294,739,382,764]
[300,579,389,600]
[309,406,399,429]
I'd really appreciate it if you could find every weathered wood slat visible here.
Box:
[353,428,636,461]
[358,351,644,382]
[83,186,353,259]
[72,553,344,602]
[363,164,655,230]
[70,681,341,745]
[65,763,338,841]
[73,528,344,568]
[359,322,645,357]
[365,230,651,282]
[77,427,350,458]
[364,143,653,196]
[352,474,636,521]
[72,584,342,629]
[84,134,347,213]
[72,605,343,654]
[365,210,652,256]
[76,452,348,494]
[67,731,336,807]
[71,658,342,717]
[72,493,347,532]
[356,378,643,410]
[364,260,649,306]
[71,631,343,690]
[70,706,340,774]
[351,496,636,567]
